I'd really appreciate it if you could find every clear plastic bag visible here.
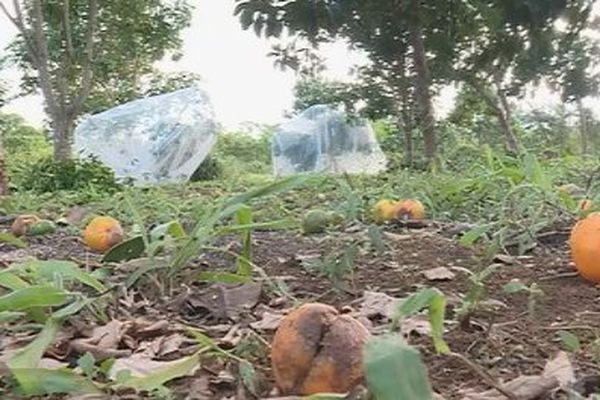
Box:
[75,87,218,184]
[272,105,387,176]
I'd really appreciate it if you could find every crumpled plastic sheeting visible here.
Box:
[75,87,218,184]
[272,105,387,176]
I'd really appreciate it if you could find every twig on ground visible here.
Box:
[449,351,519,400]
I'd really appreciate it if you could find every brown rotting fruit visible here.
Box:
[270,303,371,395]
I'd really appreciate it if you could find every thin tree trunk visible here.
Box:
[53,117,76,162]
[493,77,519,154]
[1,0,98,162]
[409,18,436,163]
[0,143,8,196]
[496,106,518,154]
[398,51,414,167]
[577,98,588,154]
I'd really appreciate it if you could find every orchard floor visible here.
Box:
[1,222,599,399]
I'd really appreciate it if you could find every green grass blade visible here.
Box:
[0,286,68,312]
[236,205,253,276]
[0,271,30,290]
[18,260,106,293]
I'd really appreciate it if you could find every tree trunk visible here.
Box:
[495,106,519,154]
[0,143,8,196]
[398,51,414,167]
[577,98,588,154]
[52,116,76,162]
[1,0,98,163]
[493,79,519,154]
[409,19,436,163]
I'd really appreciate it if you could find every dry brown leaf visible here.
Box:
[400,315,432,337]
[64,395,111,400]
[38,358,69,369]
[358,291,400,320]
[158,334,186,357]
[423,267,456,281]
[250,310,285,331]
[187,283,263,321]
[461,375,558,400]
[494,254,517,265]
[184,374,212,399]
[66,206,90,226]
[543,351,575,388]
[70,320,133,361]
[133,319,171,338]
[109,353,200,380]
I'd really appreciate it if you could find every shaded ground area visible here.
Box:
[1,223,599,399]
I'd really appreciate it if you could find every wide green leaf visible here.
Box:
[18,260,106,293]
[364,335,435,400]
[102,236,146,263]
[9,368,100,396]
[0,286,68,312]
[9,319,62,393]
[150,220,187,241]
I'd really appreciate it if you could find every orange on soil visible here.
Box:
[569,212,600,283]
[393,199,425,220]
[270,303,371,396]
[83,216,124,253]
[372,199,397,224]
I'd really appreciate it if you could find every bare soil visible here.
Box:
[1,223,599,399]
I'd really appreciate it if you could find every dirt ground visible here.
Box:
[1,222,599,399]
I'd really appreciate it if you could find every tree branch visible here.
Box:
[70,0,98,116]
[0,2,18,27]
[62,0,75,60]
[30,0,59,118]
[0,1,41,66]
[58,0,77,112]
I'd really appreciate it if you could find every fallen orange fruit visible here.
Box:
[569,212,600,283]
[394,199,425,220]
[83,216,124,253]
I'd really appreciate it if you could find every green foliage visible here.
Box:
[503,279,544,318]
[301,209,337,235]
[212,131,272,178]
[364,335,435,400]
[236,206,253,276]
[0,113,52,182]
[557,330,582,353]
[455,264,498,324]
[292,78,358,114]
[304,243,357,291]
[141,71,202,98]
[14,156,121,195]
[392,288,449,354]
[0,260,103,395]
[190,155,223,182]
[8,0,194,115]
